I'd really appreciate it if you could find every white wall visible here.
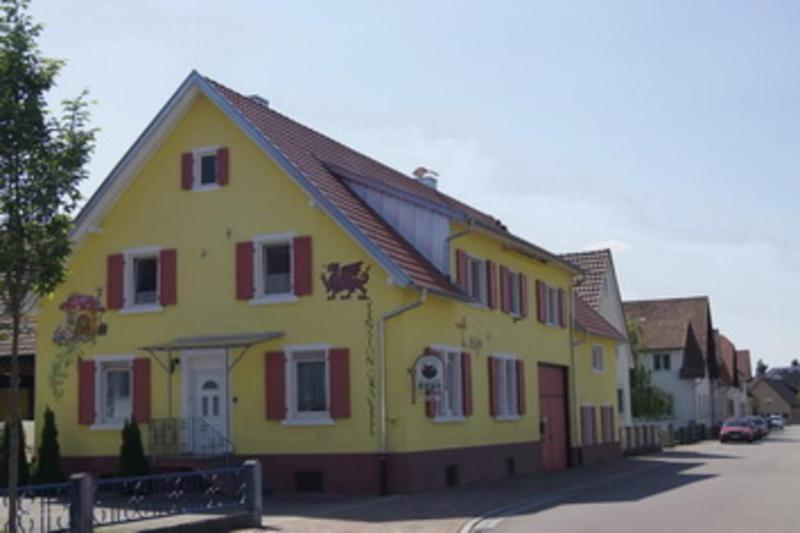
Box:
[644,349,712,427]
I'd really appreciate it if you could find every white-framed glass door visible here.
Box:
[181,350,229,454]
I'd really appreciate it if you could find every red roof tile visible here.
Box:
[574,294,626,341]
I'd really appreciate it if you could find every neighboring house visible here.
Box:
[561,249,634,427]
[736,350,753,414]
[714,332,749,420]
[749,377,800,422]
[623,297,718,429]
[0,317,36,420]
[573,295,627,464]
[35,71,623,494]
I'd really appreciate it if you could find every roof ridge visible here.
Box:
[623,295,710,305]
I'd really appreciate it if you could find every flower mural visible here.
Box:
[49,292,106,398]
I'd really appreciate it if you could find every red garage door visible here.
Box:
[539,365,569,472]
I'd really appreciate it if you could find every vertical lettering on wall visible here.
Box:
[364,301,378,436]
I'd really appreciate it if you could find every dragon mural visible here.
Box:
[321,261,371,300]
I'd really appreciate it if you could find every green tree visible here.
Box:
[756,359,768,377]
[33,407,65,484]
[0,0,94,524]
[791,359,799,368]
[628,321,673,419]
[118,419,149,478]
[0,417,29,488]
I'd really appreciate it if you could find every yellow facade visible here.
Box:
[35,85,622,492]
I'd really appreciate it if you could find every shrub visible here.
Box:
[118,418,148,478]
[34,407,66,484]
[0,417,30,487]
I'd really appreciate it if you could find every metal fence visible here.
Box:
[93,465,251,528]
[0,481,74,532]
[0,460,262,533]
[149,417,234,459]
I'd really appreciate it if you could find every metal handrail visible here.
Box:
[149,417,234,458]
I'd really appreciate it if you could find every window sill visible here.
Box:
[494,414,521,421]
[90,423,125,431]
[119,304,163,315]
[281,417,335,427]
[193,183,220,192]
[432,415,466,424]
[249,294,298,306]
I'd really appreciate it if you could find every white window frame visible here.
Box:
[507,271,522,317]
[591,345,604,372]
[545,285,561,326]
[431,344,465,422]
[251,232,297,305]
[465,255,488,306]
[192,146,220,191]
[92,355,134,430]
[283,344,333,426]
[121,246,162,314]
[493,353,520,420]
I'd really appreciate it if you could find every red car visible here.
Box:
[720,418,756,443]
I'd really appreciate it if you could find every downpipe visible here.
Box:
[378,287,427,495]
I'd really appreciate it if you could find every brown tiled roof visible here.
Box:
[560,249,611,310]
[717,332,736,386]
[574,295,626,341]
[736,350,752,381]
[623,296,716,379]
[0,317,36,357]
[751,377,800,408]
[208,79,461,295]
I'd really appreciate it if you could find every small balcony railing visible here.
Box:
[148,417,234,458]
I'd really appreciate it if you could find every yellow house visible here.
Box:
[35,72,624,493]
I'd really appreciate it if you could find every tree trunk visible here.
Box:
[7,311,21,533]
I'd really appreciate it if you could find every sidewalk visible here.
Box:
[249,455,665,533]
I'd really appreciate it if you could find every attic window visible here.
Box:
[194,148,218,188]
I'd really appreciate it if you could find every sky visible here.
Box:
[30,1,800,368]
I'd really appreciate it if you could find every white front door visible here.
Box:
[182,350,228,454]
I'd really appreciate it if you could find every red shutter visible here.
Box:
[536,280,546,323]
[461,352,473,416]
[455,249,468,290]
[159,249,177,306]
[519,274,529,318]
[106,254,124,310]
[181,152,193,190]
[236,241,255,300]
[488,356,499,417]
[133,358,151,423]
[486,260,497,310]
[329,348,350,418]
[293,236,312,296]
[558,288,567,327]
[216,147,229,185]
[78,359,95,425]
[499,266,509,313]
[265,351,286,420]
[516,359,526,415]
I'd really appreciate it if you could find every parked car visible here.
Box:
[746,415,770,438]
[720,418,756,443]
[769,415,785,430]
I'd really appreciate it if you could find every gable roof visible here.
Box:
[574,294,625,341]
[73,71,578,301]
[716,331,737,386]
[736,350,752,381]
[623,296,716,379]
[560,249,612,310]
[751,377,800,408]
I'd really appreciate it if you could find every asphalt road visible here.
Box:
[490,425,800,533]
